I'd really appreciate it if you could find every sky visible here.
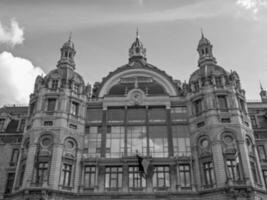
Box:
[0,0,267,106]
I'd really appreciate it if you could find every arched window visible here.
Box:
[198,136,216,188]
[60,138,77,188]
[34,134,53,186]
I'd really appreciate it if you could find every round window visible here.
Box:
[42,137,52,147]
[200,138,209,148]
[224,135,234,144]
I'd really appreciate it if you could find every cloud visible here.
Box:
[0,52,45,106]
[236,0,267,13]
[0,19,24,46]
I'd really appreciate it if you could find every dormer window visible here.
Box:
[51,80,58,90]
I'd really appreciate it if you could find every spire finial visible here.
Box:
[201,27,204,38]
[136,27,139,39]
[260,80,264,90]
[68,32,72,41]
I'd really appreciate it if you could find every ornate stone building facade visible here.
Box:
[0,32,267,200]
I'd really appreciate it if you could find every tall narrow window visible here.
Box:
[152,166,170,190]
[263,170,267,187]
[203,162,215,187]
[10,149,19,166]
[36,162,49,184]
[47,98,56,112]
[194,99,202,115]
[61,163,72,187]
[250,161,259,184]
[84,166,96,189]
[5,173,15,194]
[218,95,228,111]
[19,119,25,131]
[29,102,36,115]
[0,118,5,130]
[70,101,79,116]
[19,164,25,187]
[179,164,191,188]
[258,145,266,160]
[250,115,257,128]
[226,159,240,181]
[105,166,122,191]
[129,166,146,191]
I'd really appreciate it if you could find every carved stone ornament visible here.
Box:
[130,90,144,105]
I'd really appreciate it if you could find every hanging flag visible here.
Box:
[136,154,154,178]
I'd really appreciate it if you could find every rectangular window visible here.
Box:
[258,145,266,160]
[5,173,15,194]
[172,125,191,157]
[107,108,125,123]
[47,98,56,112]
[0,118,5,130]
[226,159,240,181]
[149,126,168,157]
[84,166,96,188]
[87,126,101,157]
[127,126,147,156]
[10,149,19,166]
[87,108,103,123]
[250,161,259,184]
[61,163,72,187]
[51,80,58,89]
[105,166,122,191]
[44,121,53,126]
[127,107,146,123]
[152,166,170,190]
[203,162,215,187]
[218,95,228,111]
[179,164,191,188]
[129,166,146,191]
[194,99,202,115]
[148,107,166,123]
[106,126,125,158]
[70,101,79,116]
[250,115,257,128]
[36,162,49,184]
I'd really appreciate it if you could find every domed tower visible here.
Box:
[128,30,146,62]
[13,36,87,198]
[188,33,265,197]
